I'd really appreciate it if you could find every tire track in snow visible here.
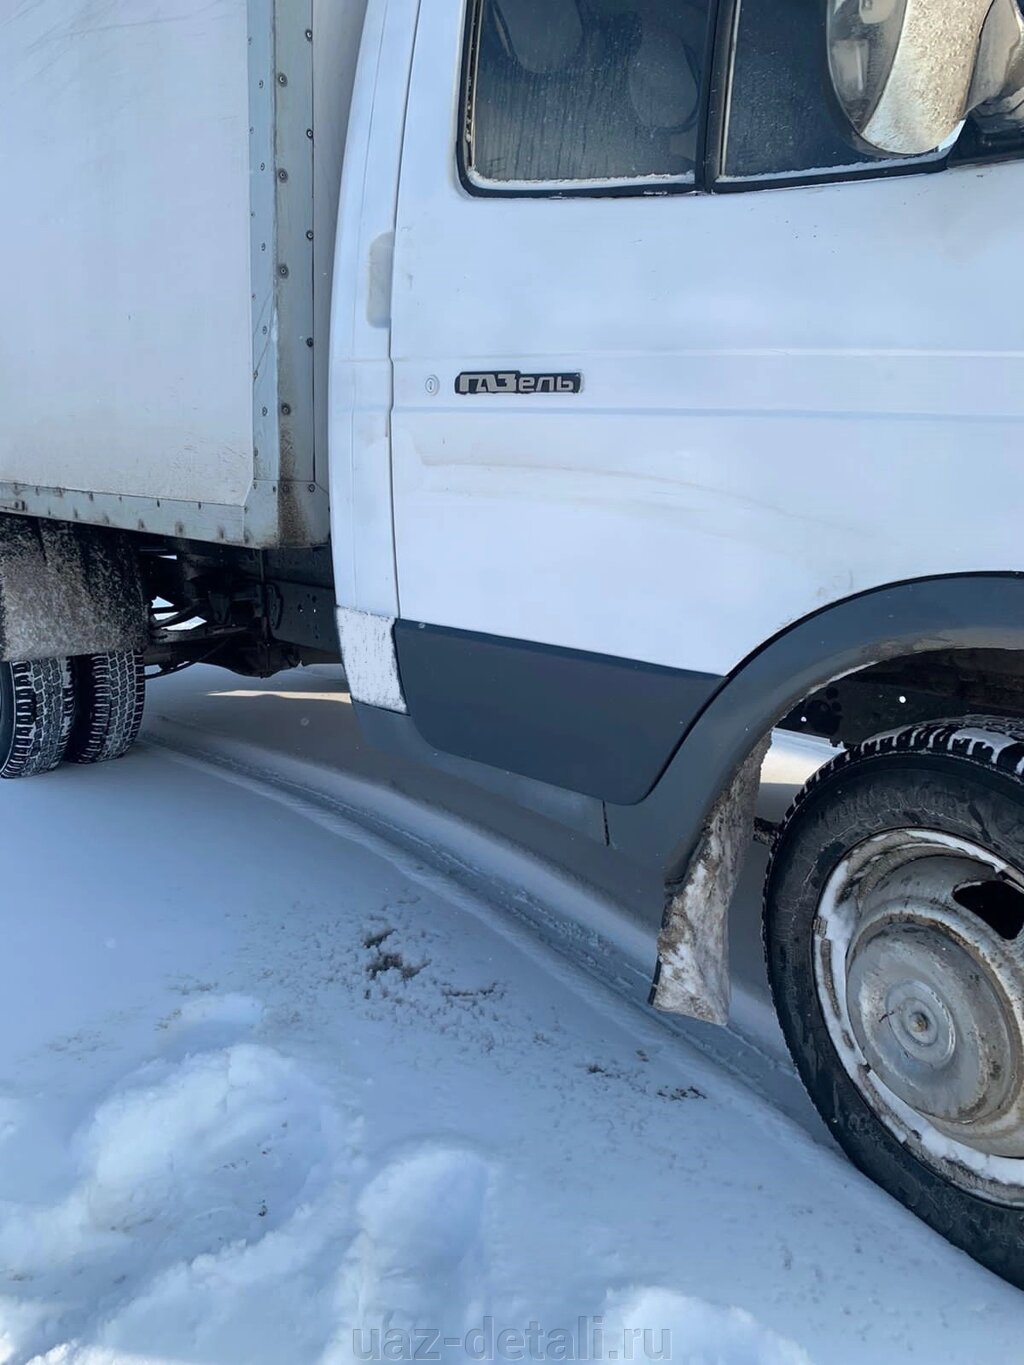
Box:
[144,727,829,1154]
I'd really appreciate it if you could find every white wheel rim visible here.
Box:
[815,829,1024,1203]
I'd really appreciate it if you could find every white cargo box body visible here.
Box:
[0,0,364,547]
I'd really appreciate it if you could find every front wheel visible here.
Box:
[765,717,1024,1289]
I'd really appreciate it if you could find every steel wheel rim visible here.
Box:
[814,828,1024,1204]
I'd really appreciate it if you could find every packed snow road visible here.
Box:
[1,668,1023,1363]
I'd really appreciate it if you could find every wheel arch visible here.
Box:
[608,573,1024,1021]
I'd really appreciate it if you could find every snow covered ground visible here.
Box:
[1,666,1023,1363]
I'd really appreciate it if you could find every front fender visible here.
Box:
[612,573,1024,1019]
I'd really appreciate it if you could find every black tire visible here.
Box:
[0,658,76,778]
[65,652,145,765]
[765,717,1024,1289]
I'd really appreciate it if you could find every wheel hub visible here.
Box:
[846,919,1017,1133]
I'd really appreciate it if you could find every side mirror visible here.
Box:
[827,0,1024,156]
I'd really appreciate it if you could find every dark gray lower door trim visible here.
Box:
[392,622,722,806]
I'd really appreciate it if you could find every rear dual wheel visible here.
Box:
[66,652,146,765]
[0,658,76,778]
[765,717,1024,1289]
[0,652,144,778]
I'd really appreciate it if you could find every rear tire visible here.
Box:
[65,652,145,765]
[0,658,76,778]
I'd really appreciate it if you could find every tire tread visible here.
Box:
[66,652,145,765]
[0,658,76,778]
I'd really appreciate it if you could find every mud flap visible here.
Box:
[650,736,771,1024]
[0,517,146,662]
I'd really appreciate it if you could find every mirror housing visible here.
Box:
[827,0,1024,156]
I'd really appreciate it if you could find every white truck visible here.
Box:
[5,0,1024,1282]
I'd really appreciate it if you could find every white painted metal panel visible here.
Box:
[313,0,370,495]
[1,0,255,507]
[390,0,1024,677]
[0,0,359,547]
[329,0,421,618]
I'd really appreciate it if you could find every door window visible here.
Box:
[717,0,948,183]
[463,0,712,189]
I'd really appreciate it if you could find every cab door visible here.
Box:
[387,0,1024,801]
[389,0,716,680]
